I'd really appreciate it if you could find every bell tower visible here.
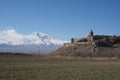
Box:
[87,29,94,42]
[90,29,94,42]
[90,29,94,37]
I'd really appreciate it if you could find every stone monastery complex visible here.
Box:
[64,30,120,48]
[53,30,120,57]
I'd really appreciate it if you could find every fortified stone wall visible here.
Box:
[64,43,73,47]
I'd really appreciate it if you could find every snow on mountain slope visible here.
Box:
[0,29,65,54]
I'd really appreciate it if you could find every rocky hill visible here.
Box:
[52,33,120,58]
[52,43,120,58]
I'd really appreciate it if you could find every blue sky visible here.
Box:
[0,0,120,40]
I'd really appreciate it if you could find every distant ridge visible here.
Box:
[0,29,66,54]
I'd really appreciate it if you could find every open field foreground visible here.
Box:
[0,56,120,80]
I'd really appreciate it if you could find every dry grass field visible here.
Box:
[0,55,120,80]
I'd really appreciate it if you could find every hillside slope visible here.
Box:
[52,43,120,57]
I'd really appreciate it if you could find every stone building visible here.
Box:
[64,29,120,48]
[64,29,95,47]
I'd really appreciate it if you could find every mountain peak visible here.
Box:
[0,29,65,54]
[32,32,47,36]
[31,32,52,39]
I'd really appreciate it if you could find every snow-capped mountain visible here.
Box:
[0,29,65,54]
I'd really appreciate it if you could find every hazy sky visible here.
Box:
[0,0,120,40]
